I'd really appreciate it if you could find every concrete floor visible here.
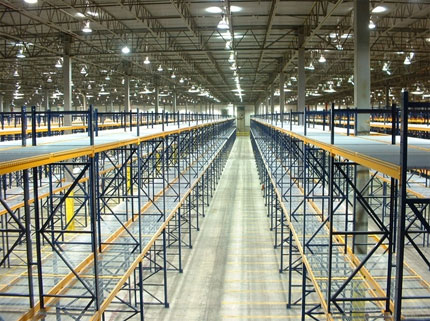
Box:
[145,136,300,320]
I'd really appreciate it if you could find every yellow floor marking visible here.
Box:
[222,301,289,305]
[227,254,277,257]
[222,316,301,320]
[227,262,278,265]
[227,241,274,244]
[227,270,279,273]
[224,290,301,294]
[225,280,284,283]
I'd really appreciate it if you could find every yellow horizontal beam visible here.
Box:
[0,119,230,175]
[254,119,400,180]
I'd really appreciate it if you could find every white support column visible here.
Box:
[297,29,306,123]
[0,95,3,113]
[280,72,285,120]
[63,55,72,126]
[354,0,371,134]
[385,85,390,108]
[185,100,188,114]
[354,0,370,255]
[45,90,50,111]
[155,85,159,113]
[173,89,177,113]
[125,75,131,112]
[271,83,275,114]
[266,96,270,114]
[81,93,87,111]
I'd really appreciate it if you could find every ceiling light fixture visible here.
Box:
[16,49,25,58]
[306,62,315,70]
[13,70,19,77]
[228,53,235,63]
[179,78,184,83]
[324,85,336,93]
[205,6,222,13]
[47,76,52,83]
[99,87,109,95]
[230,5,242,13]
[369,20,376,29]
[157,65,163,72]
[382,62,389,71]
[171,72,176,79]
[80,66,87,74]
[372,6,387,13]
[411,86,424,95]
[217,16,229,29]
[82,21,92,33]
[404,55,411,65]
[144,56,150,64]
[24,0,37,4]
[55,58,63,68]
[319,54,326,63]
[121,46,130,54]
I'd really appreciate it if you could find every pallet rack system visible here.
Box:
[258,106,430,139]
[0,109,223,141]
[251,92,430,320]
[0,108,235,320]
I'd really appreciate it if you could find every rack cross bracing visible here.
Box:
[0,112,235,320]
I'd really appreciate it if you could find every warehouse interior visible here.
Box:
[0,0,430,320]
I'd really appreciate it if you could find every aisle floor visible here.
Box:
[145,136,300,320]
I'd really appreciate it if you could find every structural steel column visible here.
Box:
[173,89,177,113]
[185,100,188,114]
[280,72,285,121]
[45,90,50,111]
[155,85,159,113]
[63,55,72,126]
[266,96,270,114]
[271,83,275,114]
[297,29,306,123]
[354,0,371,134]
[385,85,390,108]
[125,75,131,112]
[353,0,370,255]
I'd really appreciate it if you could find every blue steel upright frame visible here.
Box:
[251,93,430,320]
[0,109,235,320]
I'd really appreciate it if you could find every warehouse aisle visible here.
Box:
[147,136,299,320]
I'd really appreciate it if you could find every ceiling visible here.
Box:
[0,0,429,108]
